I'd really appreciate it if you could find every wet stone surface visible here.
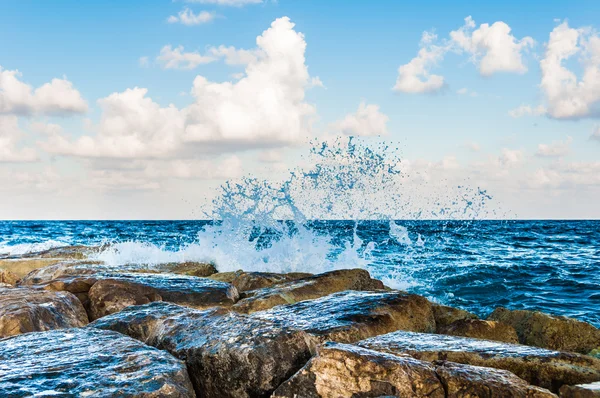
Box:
[252,290,435,344]
[357,330,600,392]
[90,301,313,398]
[0,287,88,338]
[0,327,196,397]
[560,381,600,397]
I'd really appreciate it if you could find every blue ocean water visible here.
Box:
[1,219,598,327]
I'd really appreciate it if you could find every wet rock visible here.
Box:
[209,270,243,283]
[439,318,520,344]
[273,342,555,398]
[88,278,163,320]
[488,307,600,354]
[432,303,478,331]
[233,269,386,313]
[252,290,435,344]
[357,330,600,392]
[0,327,195,397]
[91,301,313,398]
[20,244,101,259]
[560,382,600,397]
[232,271,313,292]
[0,258,87,279]
[158,261,218,277]
[272,342,445,398]
[0,287,88,338]
[18,261,105,285]
[0,269,19,285]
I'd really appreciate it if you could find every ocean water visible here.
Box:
[1,219,598,327]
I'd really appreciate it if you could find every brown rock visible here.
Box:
[233,269,385,313]
[272,342,555,398]
[0,328,195,397]
[0,287,88,338]
[488,307,600,354]
[439,318,520,344]
[252,290,435,344]
[88,279,163,320]
[90,301,313,398]
[18,261,104,285]
[0,258,86,279]
[23,244,101,259]
[432,303,478,331]
[232,271,313,292]
[357,330,600,392]
[560,382,600,397]
[158,262,218,277]
[0,269,19,285]
[209,270,243,283]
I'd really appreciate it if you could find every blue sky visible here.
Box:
[1,0,599,219]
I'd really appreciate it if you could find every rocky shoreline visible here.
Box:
[1,246,599,397]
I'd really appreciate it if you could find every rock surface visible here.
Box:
[0,327,195,397]
[233,269,385,313]
[432,303,479,331]
[357,331,600,392]
[488,307,600,354]
[438,318,520,344]
[560,382,600,397]
[88,278,163,320]
[232,271,313,292]
[0,269,19,285]
[90,301,313,398]
[0,287,88,338]
[252,290,435,344]
[272,342,555,398]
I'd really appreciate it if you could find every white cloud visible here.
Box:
[309,76,325,88]
[450,16,534,76]
[45,17,317,159]
[465,141,481,152]
[536,136,572,157]
[393,31,447,94]
[207,45,261,65]
[156,45,216,69]
[332,102,389,136]
[183,0,262,6]
[258,149,283,163]
[457,87,478,97]
[508,104,547,118]
[0,67,88,116]
[0,116,38,162]
[540,22,600,119]
[591,125,600,142]
[139,56,150,68]
[498,148,524,167]
[168,8,215,26]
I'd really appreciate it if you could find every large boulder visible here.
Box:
[0,328,195,397]
[88,278,163,320]
[560,382,600,397]
[232,271,313,292]
[438,318,520,344]
[0,287,88,338]
[357,331,600,392]
[252,290,435,344]
[432,303,478,331]
[0,258,91,279]
[233,269,386,313]
[272,342,555,398]
[90,301,313,398]
[488,307,600,354]
[0,269,19,286]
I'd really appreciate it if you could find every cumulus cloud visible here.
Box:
[332,102,389,136]
[393,31,447,94]
[0,116,38,162]
[450,16,534,76]
[540,22,600,119]
[157,45,216,69]
[508,104,547,118]
[45,17,317,159]
[0,67,87,116]
[536,136,572,157]
[168,8,215,25]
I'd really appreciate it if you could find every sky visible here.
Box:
[1,0,600,219]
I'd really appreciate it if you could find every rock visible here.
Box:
[20,244,101,259]
[0,287,88,338]
[488,307,600,354]
[272,342,555,398]
[90,301,313,398]
[233,269,386,313]
[209,270,243,283]
[158,261,218,277]
[0,258,89,279]
[18,261,104,285]
[0,328,195,397]
[357,330,600,392]
[0,269,19,285]
[88,278,163,320]
[439,318,520,344]
[252,290,435,344]
[560,382,600,397]
[432,303,478,331]
[232,271,313,293]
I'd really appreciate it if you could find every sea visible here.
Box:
[1,138,598,327]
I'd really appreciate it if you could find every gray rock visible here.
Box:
[0,287,88,338]
[252,290,435,344]
[357,330,600,392]
[90,301,313,398]
[560,381,600,397]
[0,327,195,397]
